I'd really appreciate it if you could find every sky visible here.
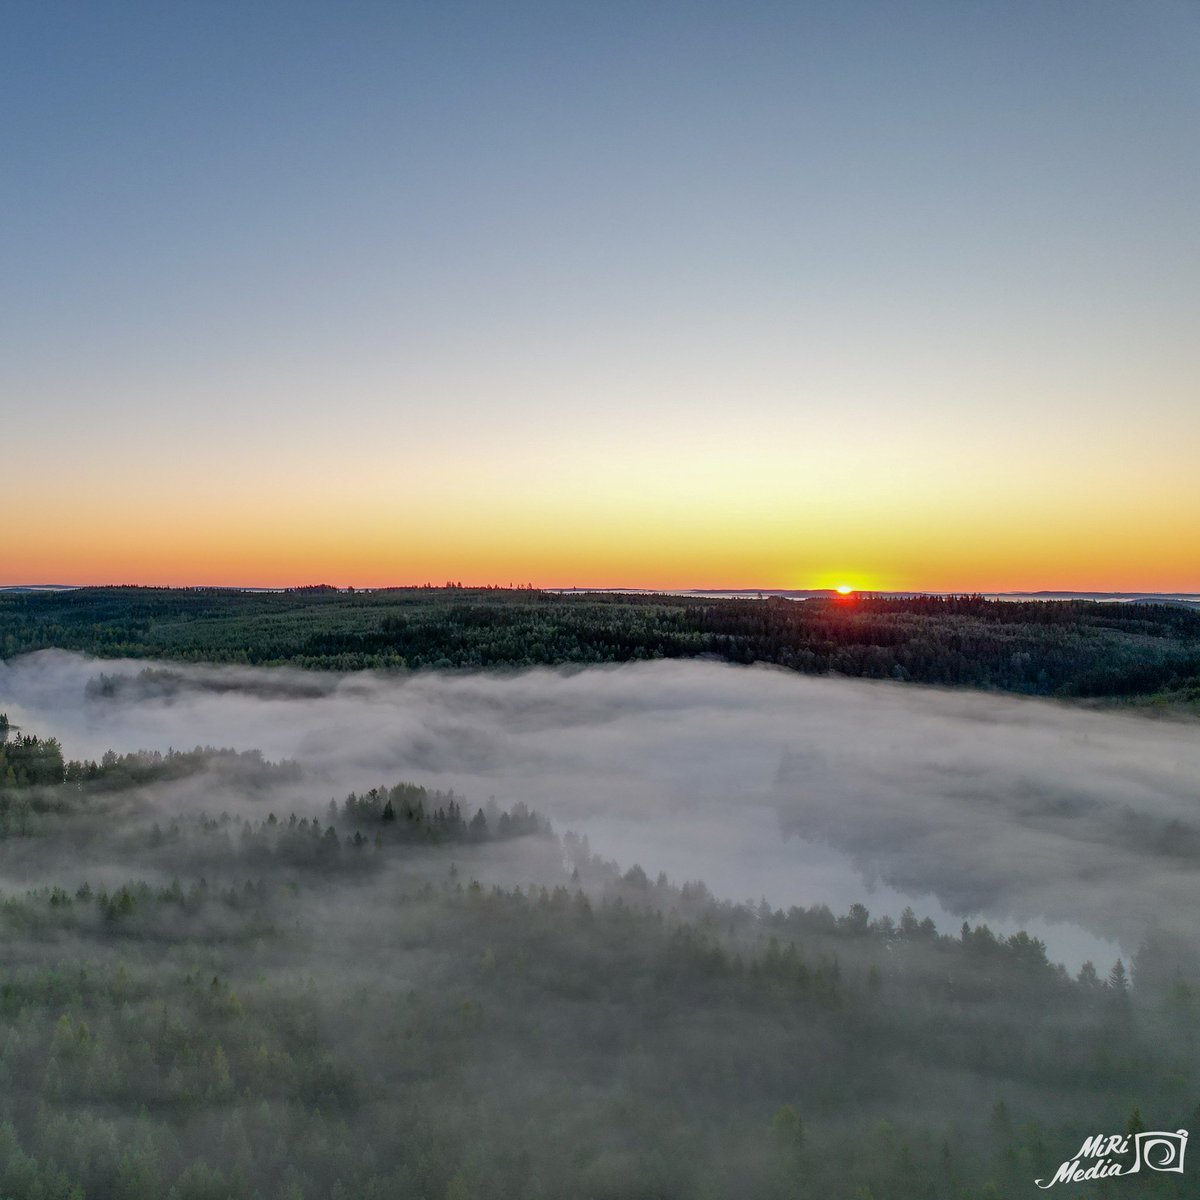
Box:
[3,1,1198,591]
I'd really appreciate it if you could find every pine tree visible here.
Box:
[1108,959,1129,994]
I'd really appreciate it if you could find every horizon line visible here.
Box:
[3,583,1200,599]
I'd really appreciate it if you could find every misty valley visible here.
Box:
[9,0,1200,1192]
[0,644,1198,1200]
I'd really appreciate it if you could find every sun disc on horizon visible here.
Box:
[836,584,854,595]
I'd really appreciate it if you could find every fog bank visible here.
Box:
[5,651,1196,966]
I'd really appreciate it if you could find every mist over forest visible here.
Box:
[5,650,1197,963]
[1,648,1197,1198]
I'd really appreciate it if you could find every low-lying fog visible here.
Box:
[6,650,1198,969]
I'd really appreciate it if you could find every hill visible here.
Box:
[2,587,1199,704]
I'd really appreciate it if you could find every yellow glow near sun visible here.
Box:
[836,584,854,595]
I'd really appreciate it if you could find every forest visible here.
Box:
[2,587,1200,706]
[0,718,1195,1200]
[1,596,1198,1198]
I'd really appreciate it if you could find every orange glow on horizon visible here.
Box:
[5,457,1198,595]
[3,530,1197,597]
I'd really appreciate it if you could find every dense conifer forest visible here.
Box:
[2,588,1199,704]
[2,592,1198,1197]
[0,721,1195,1199]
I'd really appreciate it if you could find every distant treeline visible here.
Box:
[3,587,1200,702]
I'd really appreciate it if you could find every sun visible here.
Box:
[836,584,854,595]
